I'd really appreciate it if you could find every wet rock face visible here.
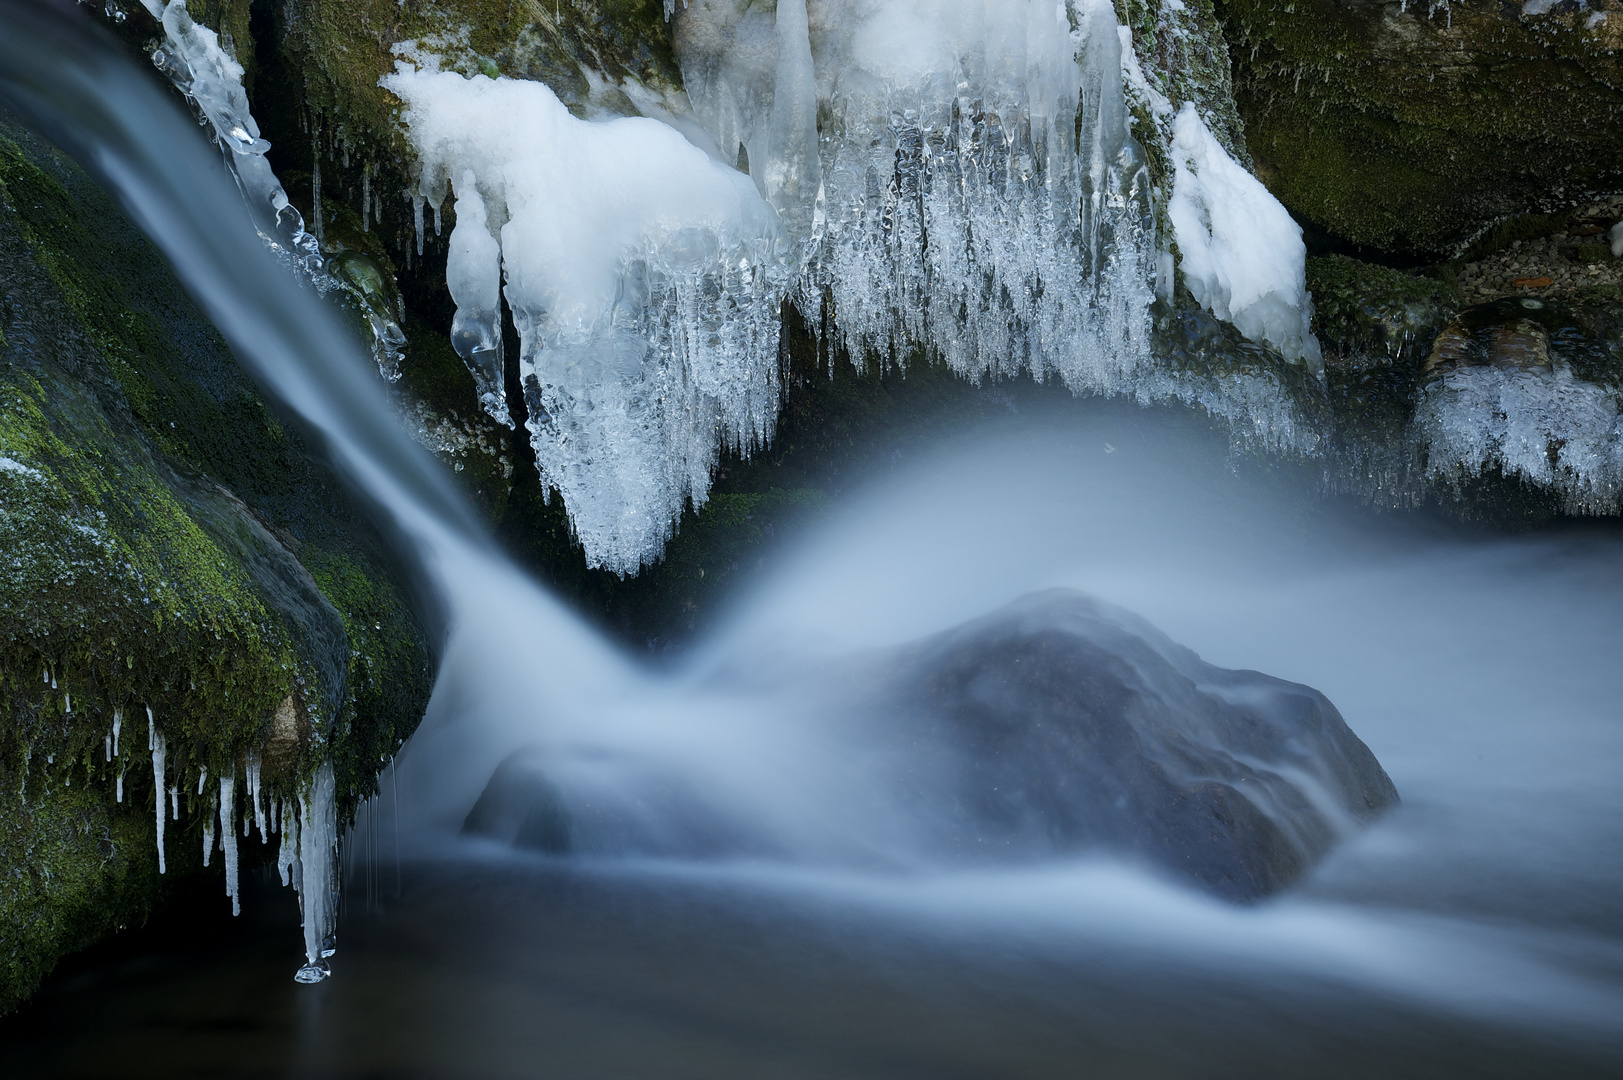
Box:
[466,591,1399,902]
[1222,0,1623,255]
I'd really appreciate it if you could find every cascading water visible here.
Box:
[4,2,1623,1074]
[0,0,626,983]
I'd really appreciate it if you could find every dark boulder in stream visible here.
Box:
[875,590,1399,901]
[465,591,1398,902]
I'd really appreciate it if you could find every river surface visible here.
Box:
[6,417,1623,1079]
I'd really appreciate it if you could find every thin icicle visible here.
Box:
[247,750,266,841]
[312,152,324,246]
[170,784,180,820]
[150,723,167,875]
[277,797,298,887]
[105,734,111,762]
[220,770,240,916]
[112,707,121,756]
[116,764,124,803]
[203,792,215,868]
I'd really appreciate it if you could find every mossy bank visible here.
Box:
[0,116,433,1014]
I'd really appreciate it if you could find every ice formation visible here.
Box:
[140,0,406,377]
[1417,366,1623,512]
[219,770,239,915]
[1167,104,1320,369]
[382,0,1265,570]
[382,60,787,573]
[148,708,166,874]
[699,0,1158,389]
[246,750,266,840]
[295,764,339,983]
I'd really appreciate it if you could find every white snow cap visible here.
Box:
[1168,103,1321,370]
[381,61,785,575]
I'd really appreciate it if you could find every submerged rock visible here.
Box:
[871,590,1399,901]
[466,591,1398,902]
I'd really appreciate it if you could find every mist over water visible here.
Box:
[4,4,1622,1072]
[374,408,1623,1060]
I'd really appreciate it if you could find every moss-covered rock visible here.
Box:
[0,115,432,1013]
[1218,0,1623,257]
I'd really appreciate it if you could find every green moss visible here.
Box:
[0,117,432,1011]
[303,549,432,821]
[1217,0,1623,256]
[1308,255,1457,364]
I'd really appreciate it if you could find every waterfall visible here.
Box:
[0,0,629,980]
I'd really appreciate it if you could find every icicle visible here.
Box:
[170,784,180,820]
[64,690,71,712]
[105,734,111,762]
[247,750,266,841]
[50,668,56,689]
[151,725,167,875]
[220,770,240,916]
[412,193,424,256]
[294,764,337,983]
[277,798,297,887]
[198,764,209,795]
[116,765,124,803]
[312,152,324,246]
[203,796,215,868]
[112,708,121,756]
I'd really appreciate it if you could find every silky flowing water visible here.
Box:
[1,3,1622,1077]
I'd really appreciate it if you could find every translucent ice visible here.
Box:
[143,1,406,376]
[1417,366,1623,512]
[148,709,166,874]
[383,60,787,574]
[443,171,507,426]
[295,764,338,982]
[1168,103,1320,369]
[220,770,239,915]
[246,750,266,841]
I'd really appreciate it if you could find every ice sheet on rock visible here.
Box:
[1168,103,1320,369]
[1417,366,1623,512]
[383,61,787,574]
